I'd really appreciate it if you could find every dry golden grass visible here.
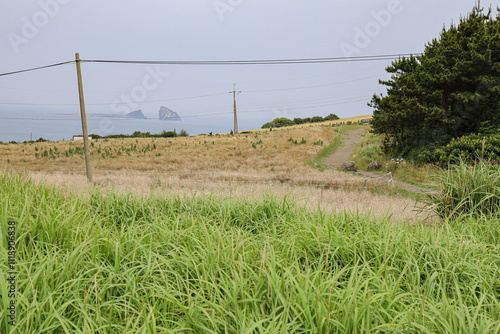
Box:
[2,115,431,223]
[22,170,427,223]
[1,120,362,178]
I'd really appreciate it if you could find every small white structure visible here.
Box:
[73,135,92,141]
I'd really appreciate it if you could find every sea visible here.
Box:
[0,110,267,142]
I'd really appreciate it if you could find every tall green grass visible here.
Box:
[1,173,500,333]
[350,131,385,170]
[429,160,500,218]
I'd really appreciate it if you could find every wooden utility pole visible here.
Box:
[233,83,239,133]
[75,53,93,183]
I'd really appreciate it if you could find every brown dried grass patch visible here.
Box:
[21,170,427,224]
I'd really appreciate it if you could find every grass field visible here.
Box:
[2,129,321,175]
[2,116,500,332]
[1,126,327,174]
[1,117,428,221]
[2,121,427,222]
[0,116,370,176]
[1,173,500,333]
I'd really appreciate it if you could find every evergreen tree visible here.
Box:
[370,4,500,158]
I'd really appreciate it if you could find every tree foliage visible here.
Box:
[416,134,500,166]
[89,129,187,139]
[370,5,500,159]
[261,117,295,128]
[261,114,339,128]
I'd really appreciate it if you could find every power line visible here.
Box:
[0,61,72,77]
[237,65,384,86]
[238,96,371,112]
[2,50,500,77]
[242,75,384,93]
[0,75,379,107]
[79,50,500,66]
[179,97,368,118]
[80,54,416,66]
[0,92,230,106]
[0,53,416,77]
[178,91,374,115]
[85,92,229,106]
[238,88,377,108]
[0,95,368,120]
[0,66,383,93]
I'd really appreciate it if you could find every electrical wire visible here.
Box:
[0,75,380,107]
[0,53,416,78]
[179,97,367,118]
[237,65,384,86]
[0,66,383,93]
[80,54,419,66]
[0,95,368,121]
[242,75,384,93]
[80,50,500,66]
[0,61,73,77]
[2,50,500,77]
[0,92,230,107]
[157,88,377,115]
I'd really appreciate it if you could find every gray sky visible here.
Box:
[0,0,493,136]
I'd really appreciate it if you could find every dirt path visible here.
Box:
[322,127,368,168]
[322,127,437,195]
[357,170,437,194]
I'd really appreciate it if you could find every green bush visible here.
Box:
[262,114,339,128]
[159,130,177,138]
[323,113,340,121]
[413,134,500,166]
[178,129,189,137]
[261,117,295,129]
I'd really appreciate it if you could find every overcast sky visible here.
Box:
[0,0,494,135]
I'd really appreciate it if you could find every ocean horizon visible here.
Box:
[0,110,269,142]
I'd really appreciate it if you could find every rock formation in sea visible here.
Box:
[159,106,181,121]
[125,110,147,119]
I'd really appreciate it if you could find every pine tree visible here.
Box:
[370,4,500,158]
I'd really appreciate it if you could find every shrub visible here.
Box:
[309,116,322,123]
[160,130,177,138]
[414,134,500,166]
[323,113,340,121]
[261,117,295,129]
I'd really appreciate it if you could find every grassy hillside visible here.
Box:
[1,173,500,333]
[0,116,370,175]
[2,118,430,223]
[1,125,334,176]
